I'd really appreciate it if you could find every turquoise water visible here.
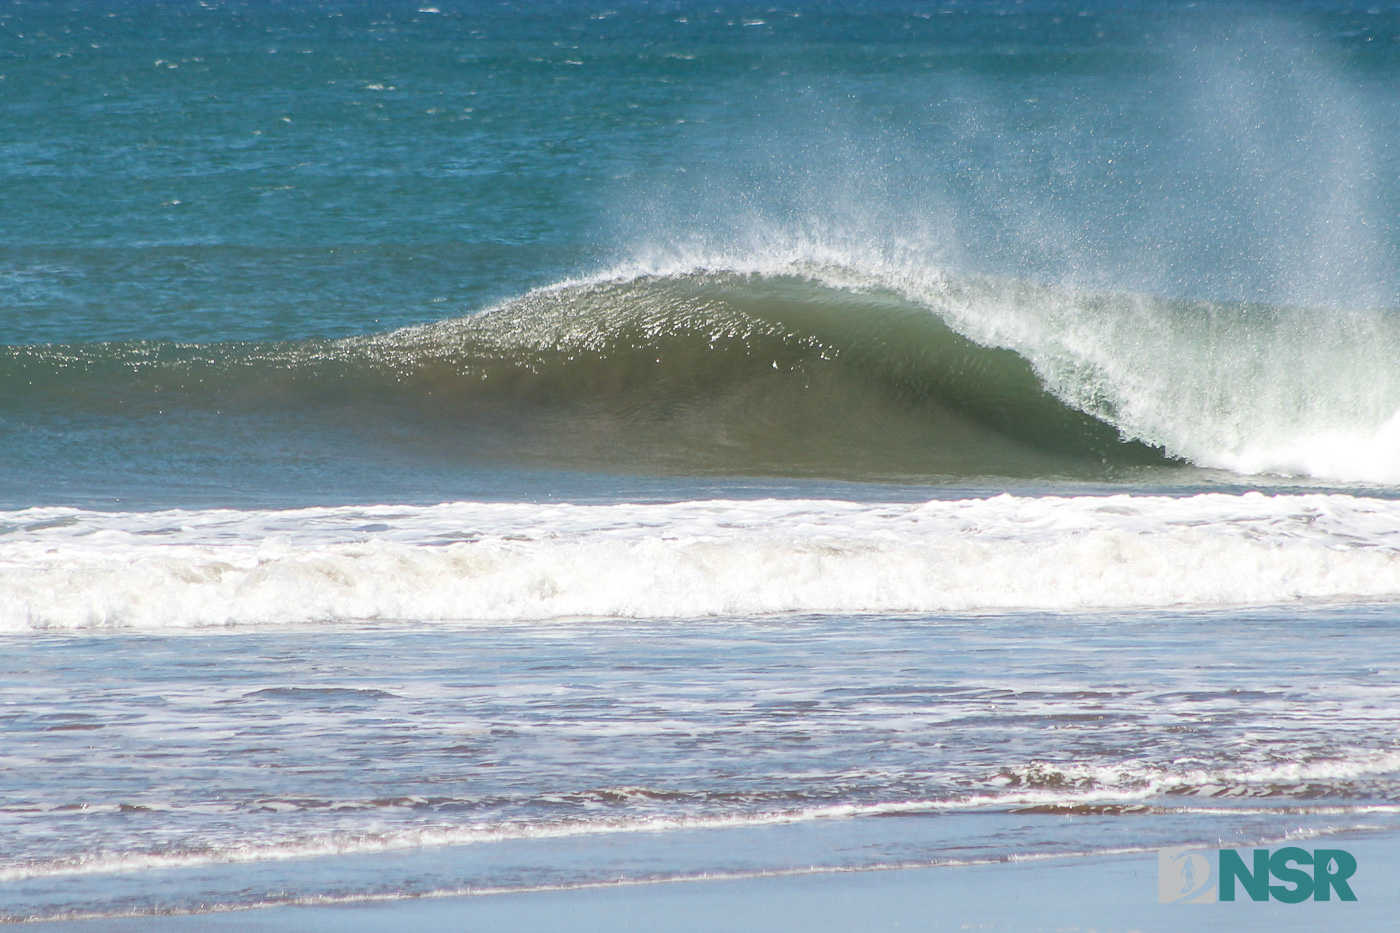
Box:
[6,0,1400,923]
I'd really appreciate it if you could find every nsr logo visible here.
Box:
[1159,846,1358,904]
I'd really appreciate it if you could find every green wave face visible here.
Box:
[0,271,1171,482]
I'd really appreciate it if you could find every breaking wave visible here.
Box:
[6,258,1400,483]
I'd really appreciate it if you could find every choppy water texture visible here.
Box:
[5,0,1400,924]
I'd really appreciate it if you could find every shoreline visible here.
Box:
[30,829,1397,933]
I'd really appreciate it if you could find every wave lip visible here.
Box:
[6,492,1400,630]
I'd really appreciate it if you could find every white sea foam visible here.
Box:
[991,750,1400,796]
[5,492,1400,630]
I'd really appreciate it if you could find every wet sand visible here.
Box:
[37,830,1394,933]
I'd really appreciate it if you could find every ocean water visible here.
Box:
[5,0,1400,922]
